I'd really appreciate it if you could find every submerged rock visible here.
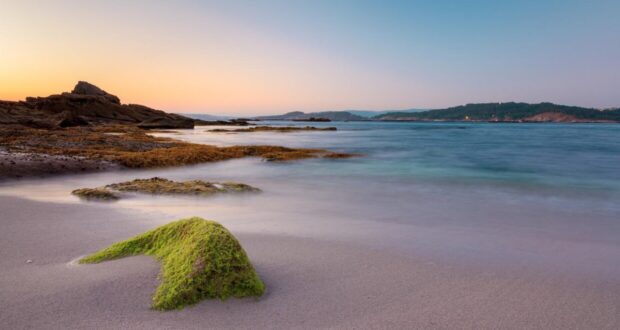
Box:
[73,177,260,201]
[80,217,265,310]
[106,177,260,195]
[71,188,120,201]
[137,116,195,129]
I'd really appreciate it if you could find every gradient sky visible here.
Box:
[1,0,619,115]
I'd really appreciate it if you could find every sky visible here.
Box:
[1,0,619,115]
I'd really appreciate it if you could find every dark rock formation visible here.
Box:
[54,111,90,128]
[71,81,121,104]
[137,116,194,129]
[0,82,195,129]
[73,177,261,201]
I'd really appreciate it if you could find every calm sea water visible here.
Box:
[2,122,619,277]
[175,121,620,196]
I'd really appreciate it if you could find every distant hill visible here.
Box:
[184,113,233,121]
[375,103,620,123]
[347,109,425,118]
[254,111,367,121]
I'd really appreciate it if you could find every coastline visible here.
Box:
[0,148,119,180]
[0,124,354,180]
[1,120,619,329]
[1,195,618,329]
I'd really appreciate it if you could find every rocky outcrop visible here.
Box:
[0,82,195,129]
[72,177,261,201]
[137,116,194,129]
[522,112,580,122]
[71,81,121,104]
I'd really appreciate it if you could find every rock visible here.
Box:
[137,116,195,129]
[72,177,261,201]
[71,81,120,104]
[54,110,90,127]
[523,112,580,123]
[72,188,120,201]
[79,217,265,310]
[0,82,195,129]
[26,259,33,264]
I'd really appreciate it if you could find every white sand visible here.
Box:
[0,195,618,329]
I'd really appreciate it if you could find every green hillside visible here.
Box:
[375,103,620,122]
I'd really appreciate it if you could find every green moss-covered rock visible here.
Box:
[73,177,261,202]
[71,188,119,201]
[80,217,265,310]
[106,177,260,195]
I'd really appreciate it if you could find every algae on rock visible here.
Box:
[72,177,261,201]
[106,177,260,195]
[71,188,120,201]
[80,217,265,310]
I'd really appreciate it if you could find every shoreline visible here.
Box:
[0,124,354,180]
[0,148,119,180]
[1,195,618,329]
[264,119,620,123]
[2,121,619,329]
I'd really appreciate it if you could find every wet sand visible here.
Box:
[0,149,118,180]
[1,195,618,329]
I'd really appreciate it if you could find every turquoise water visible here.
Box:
[168,121,620,197]
[2,121,619,277]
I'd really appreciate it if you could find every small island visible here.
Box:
[209,126,337,133]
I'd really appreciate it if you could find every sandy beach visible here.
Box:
[3,1,620,328]
[1,195,618,329]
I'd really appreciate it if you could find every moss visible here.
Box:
[219,182,260,192]
[80,217,264,310]
[71,188,119,201]
[261,150,322,161]
[73,177,260,201]
[210,126,337,133]
[0,125,356,169]
[106,177,261,196]
[322,152,361,159]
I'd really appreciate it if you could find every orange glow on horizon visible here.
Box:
[2,1,618,114]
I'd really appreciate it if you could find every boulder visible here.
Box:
[79,217,265,310]
[71,81,121,104]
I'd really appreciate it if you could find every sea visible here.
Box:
[2,121,619,278]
